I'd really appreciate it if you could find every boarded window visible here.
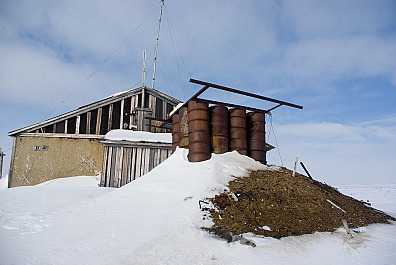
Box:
[166,103,173,118]
[89,110,97,134]
[67,117,77,134]
[155,97,163,119]
[79,113,87,134]
[100,105,110,135]
[55,121,65,133]
[144,94,150,109]
[111,101,121,130]
[123,97,131,129]
[42,124,54,133]
[137,93,142,108]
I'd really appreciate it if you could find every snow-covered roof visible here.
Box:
[105,129,172,144]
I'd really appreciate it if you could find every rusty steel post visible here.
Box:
[248,112,266,164]
[178,106,189,149]
[188,100,211,162]
[229,108,248,155]
[172,113,180,152]
[211,106,229,154]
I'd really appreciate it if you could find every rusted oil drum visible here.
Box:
[188,100,210,162]
[178,106,189,148]
[172,113,180,152]
[229,108,248,155]
[211,106,229,154]
[247,112,266,163]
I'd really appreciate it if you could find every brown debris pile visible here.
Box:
[203,167,395,239]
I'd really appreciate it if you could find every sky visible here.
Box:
[0,0,395,184]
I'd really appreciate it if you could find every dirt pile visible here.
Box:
[203,167,395,239]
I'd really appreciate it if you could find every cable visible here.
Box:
[165,13,184,100]
[267,113,284,166]
[163,5,190,100]
[156,62,175,96]
[41,0,162,121]
[0,142,13,153]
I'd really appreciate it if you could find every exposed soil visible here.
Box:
[203,167,395,239]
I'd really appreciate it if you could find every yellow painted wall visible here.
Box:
[9,136,103,187]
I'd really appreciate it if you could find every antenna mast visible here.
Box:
[152,0,164,89]
[142,50,146,87]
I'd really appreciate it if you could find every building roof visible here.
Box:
[9,86,181,137]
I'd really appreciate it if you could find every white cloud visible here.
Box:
[267,118,396,184]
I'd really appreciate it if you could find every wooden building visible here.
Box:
[100,130,172,188]
[7,87,181,188]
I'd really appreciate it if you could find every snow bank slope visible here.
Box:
[0,148,395,265]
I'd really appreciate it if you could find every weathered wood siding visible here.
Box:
[100,143,172,188]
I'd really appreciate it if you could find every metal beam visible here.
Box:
[267,104,283,112]
[189,79,303,110]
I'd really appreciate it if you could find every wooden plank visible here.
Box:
[105,146,113,187]
[131,147,137,181]
[139,147,146,177]
[149,148,155,171]
[108,103,113,133]
[86,111,91,134]
[109,147,118,187]
[126,148,133,184]
[121,147,129,186]
[114,147,123,187]
[100,146,108,187]
[150,95,156,132]
[144,148,150,175]
[64,120,68,134]
[130,96,136,129]
[75,115,80,134]
[96,108,102,135]
[135,147,142,180]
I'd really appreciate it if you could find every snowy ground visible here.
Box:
[0,148,395,265]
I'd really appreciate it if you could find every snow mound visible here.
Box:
[0,148,395,265]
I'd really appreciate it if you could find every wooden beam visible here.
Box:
[87,112,91,134]
[96,108,102,135]
[64,120,68,134]
[108,104,113,132]
[76,115,80,134]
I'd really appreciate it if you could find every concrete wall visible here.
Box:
[9,135,103,187]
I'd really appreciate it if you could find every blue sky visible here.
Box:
[1,0,395,184]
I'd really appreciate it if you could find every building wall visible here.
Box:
[9,135,103,187]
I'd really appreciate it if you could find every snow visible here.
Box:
[0,148,395,265]
[105,129,172,143]
[0,175,8,190]
[169,102,184,117]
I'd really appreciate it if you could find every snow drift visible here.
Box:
[0,148,395,264]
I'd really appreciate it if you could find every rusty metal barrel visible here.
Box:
[178,106,189,149]
[247,112,266,163]
[211,106,229,154]
[188,100,211,162]
[172,113,180,152]
[229,108,248,155]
